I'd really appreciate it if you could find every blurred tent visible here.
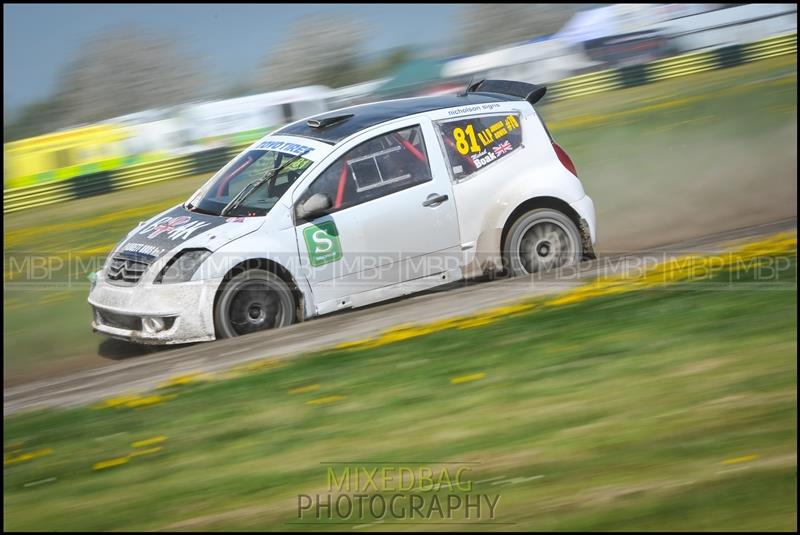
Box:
[553,4,726,45]
[554,6,621,45]
[552,4,701,67]
[375,59,444,98]
[554,3,798,62]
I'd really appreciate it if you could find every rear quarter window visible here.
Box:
[436,113,523,181]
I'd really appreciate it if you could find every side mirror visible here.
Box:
[297,193,332,220]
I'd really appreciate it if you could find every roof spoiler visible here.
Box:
[466,79,547,106]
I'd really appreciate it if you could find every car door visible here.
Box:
[293,118,461,314]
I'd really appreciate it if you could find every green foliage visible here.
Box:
[4,257,797,530]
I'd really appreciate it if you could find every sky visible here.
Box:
[3,3,465,115]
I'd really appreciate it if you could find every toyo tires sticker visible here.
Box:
[303,221,342,267]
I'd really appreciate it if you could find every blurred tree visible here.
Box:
[55,26,212,127]
[258,14,369,90]
[357,47,416,81]
[457,4,586,54]
[222,81,258,99]
[3,97,67,142]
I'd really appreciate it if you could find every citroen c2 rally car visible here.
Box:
[89,80,596,344]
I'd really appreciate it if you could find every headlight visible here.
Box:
[155,249,212,284]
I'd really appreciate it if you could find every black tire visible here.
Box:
[503,208,582,277]
[214,269,295,339]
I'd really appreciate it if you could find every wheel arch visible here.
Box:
[500,196,584,257]
[213,258,306,329]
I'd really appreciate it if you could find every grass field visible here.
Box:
[3,251,796,531]
[3,55,798,379]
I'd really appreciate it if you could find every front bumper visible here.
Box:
[88,275,223,345]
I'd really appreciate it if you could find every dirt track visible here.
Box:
[4,217,796,416]
[587,123,797,253]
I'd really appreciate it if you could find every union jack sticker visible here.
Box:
[492,141,513,156]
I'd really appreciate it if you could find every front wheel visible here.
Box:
[214,269,295,339]
[503,208,582,277]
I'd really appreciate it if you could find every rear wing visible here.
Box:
[466,79,547,106]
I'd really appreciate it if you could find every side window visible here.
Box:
[437,113,523,181]
[298,125,431,216]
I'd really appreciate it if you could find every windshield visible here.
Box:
[186,150,313,217]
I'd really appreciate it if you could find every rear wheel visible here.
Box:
[504,208,582,277]
[214,269,295,339]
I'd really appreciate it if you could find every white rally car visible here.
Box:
[89,80,596,344]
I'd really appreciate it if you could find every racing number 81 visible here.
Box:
[453,124,481,155]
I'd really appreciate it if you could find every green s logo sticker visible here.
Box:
[303,220,342,267]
